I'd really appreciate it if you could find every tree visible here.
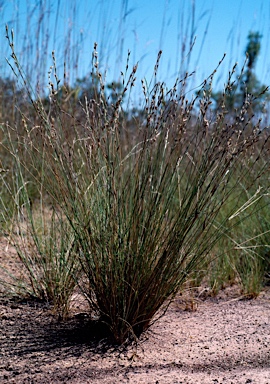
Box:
[212,31,269,117]
[0,77,28,123]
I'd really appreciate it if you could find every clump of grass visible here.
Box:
[0,200,80,317]
[3,27,270,343]
[0,127,80,317]
[231,194,270,297]
[207,159,270,297]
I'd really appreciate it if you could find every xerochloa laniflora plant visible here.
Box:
[3,28,270,343]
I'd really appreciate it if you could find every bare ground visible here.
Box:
[0,238,270,383]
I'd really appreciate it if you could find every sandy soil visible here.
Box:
[0,238,270,383]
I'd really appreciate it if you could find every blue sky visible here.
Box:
[1,0,270,96]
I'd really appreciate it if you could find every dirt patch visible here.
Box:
[0,238,270,383]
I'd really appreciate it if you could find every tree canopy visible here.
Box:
[212,31,269,117]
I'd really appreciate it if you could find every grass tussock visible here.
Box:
[1,27,270,344]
